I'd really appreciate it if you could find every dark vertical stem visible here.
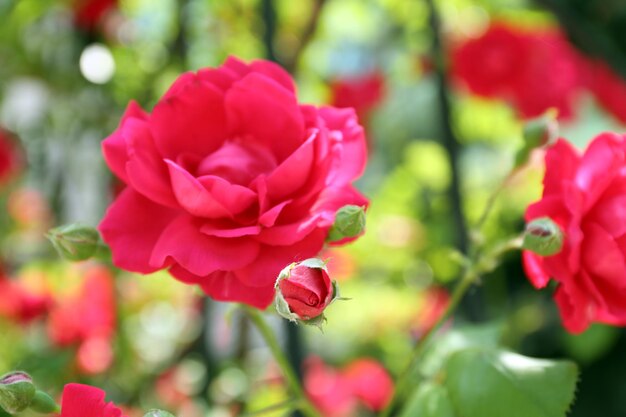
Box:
[424,0,483,320]
[197,298,216,404]
[260,0,278,63]
[259,2,306,415]
[173,0,190,68]
[283,0,327,73]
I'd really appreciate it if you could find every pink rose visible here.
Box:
[59,384,126,417]
[304,356,393,416]
[343,359,393,411]
[524,133,626,333]
[99,57,368,309]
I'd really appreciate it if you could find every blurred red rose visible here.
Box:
[304,357,356,417]
[343,359,393,411]
[0,129,23,188]
[304,357,393,416]
[587,61,626,125]
[73,0,118,30]
[0,275,51,324]
[99,57,368,309]
[511,31,582,120]
[412,286,450,338]
[452,23,531,98]
[523,133,626,333]
[277,260,334,320]
[452,23,583,120]
[48,265,116,374]
[59,383,126,417]
[330,72,385,122]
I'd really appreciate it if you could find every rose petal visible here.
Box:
[542,139,580,197]
[318,107,368,186]
[149,215,260,276]
[283,296,325,319]
[169,266,275,309]
[151,79,228,159]
[166,160,256,218]
[265,131,316,200]
[60,384,125,417]
[226,73,305,161]
[237,229,327,287]
[575,132,625,210]
[522,251,551,289]
[554,284,591,334]
[259,199,292,228]
[102,101,148,183]
[249,59,296,93]
[281,279,321,306]
[99,188,177,274]
[125,119,178,207]
[582,222,626,289]
[200,223,261,238]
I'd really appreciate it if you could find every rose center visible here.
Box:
[307,293,318,306]
[196,140,277,186]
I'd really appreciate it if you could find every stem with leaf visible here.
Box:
[243,307,321,417]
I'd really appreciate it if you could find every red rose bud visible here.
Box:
[522,217,563,256]
[46,224,100,261]
[515,110,559,167]
[0,372,36,414]
[274,259,339,327]
[144,410,175,417]
[327,205,366,243]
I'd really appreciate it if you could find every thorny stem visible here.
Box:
[243,307,321,417]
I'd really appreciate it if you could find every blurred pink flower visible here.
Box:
[48,265,116,374]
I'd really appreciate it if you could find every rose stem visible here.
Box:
[377,267,477,417]
[243,306,321,417]
[241,398,303,417]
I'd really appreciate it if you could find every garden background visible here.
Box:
[2,0,626,416]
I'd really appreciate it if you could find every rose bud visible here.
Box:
[515,110,559,167]
[522,217,564,257]
[0,372,36,414]
[274,258,340,327]
[29,390,60,414]
[144,410,175,417]
[46,224,100,262]
[327,205,366,244]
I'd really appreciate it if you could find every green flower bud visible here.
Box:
[515,110,559,167]
[0,372,36,414]
[522,217,564,256]
[327,205,366,242]
[29,390,60,414]
[144,409,176,417]
[46,223,100,261]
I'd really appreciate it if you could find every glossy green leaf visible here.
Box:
[399,383,455,417]
[445,349,578,417]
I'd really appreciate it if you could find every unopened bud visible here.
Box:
[0,372,36,414]
[144,410,175,417]
[46,224,100,261]
[327,205,366,243]
[274,259,340,328]
[515,110,559,167]
[522,217,564,256]
[29,390,60,414]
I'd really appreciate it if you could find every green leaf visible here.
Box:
[419,323,502,377]
[445,348,578,417]
[399,383,455,417]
